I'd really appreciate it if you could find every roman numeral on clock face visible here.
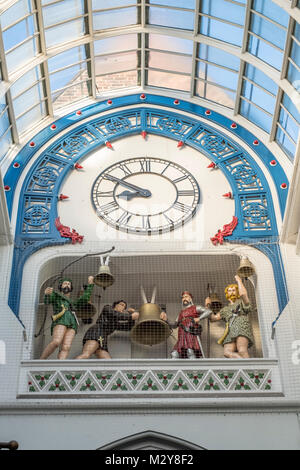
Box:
[118,163,132,175]
[140,159,151,172]
[96,191,114,198]
[98,200,118,214]
[173,175,188,184]
[117,211,132,225]
[177,190,195,197]
[142,215,151,229]
[173,202,192,213]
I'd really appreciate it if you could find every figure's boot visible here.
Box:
[187,348,196,359]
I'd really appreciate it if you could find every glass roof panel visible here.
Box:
[0,0,299,164]
[149,0,195,7]
[240,99,273,133]
[250,13,287,50]
[42,0,85,27]
[148,6,194,30]
[0,0,32,28]
[92,0,138,7]
[96,70,138,93]
[197,44,240,71]
[247,34,284,71]
[252,0,289,27]
[244,63,278,96]
[95,50,138,75]
[195,80,236,109]
[93,6,139,30]
[148,50,192,74]
[199,16,244,47]
[10,67,42,98]
[94,34,138,54]
[148,34,193,55]
[44,17,86,47]
[147,69,190,92]
[201,0,246,26]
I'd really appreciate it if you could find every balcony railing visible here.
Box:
[18,358,282,399]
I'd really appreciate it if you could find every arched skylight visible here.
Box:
[0,0,299,164]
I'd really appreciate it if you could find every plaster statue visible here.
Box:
[40,276,94,359]
[163,291,212,359]
[200,275,254,358]
[76,300,139,359]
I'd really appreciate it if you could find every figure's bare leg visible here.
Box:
[95,348,111,359]
[58,328,76,359]
[75,340,100,359]
[40,325,66,359]
[236,336,250,358]
[223,342,242,359]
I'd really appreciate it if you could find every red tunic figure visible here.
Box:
[166,291,212,359]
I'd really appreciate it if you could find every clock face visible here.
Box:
[91,157,200,234]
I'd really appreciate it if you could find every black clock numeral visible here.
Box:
[173,202,192,214]
[142,215,151,229]
[118,163,132,176]
[177,190,195,197]
[163,213,174,225]
[140,159,151,172]
[117,211,132,225]
[160,162,171,175]
[173,175,188,184]
[99,201,118,214]
[96,191,114,198]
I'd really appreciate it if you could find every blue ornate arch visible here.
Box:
[4,94,289,324]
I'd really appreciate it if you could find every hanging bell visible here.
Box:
[210,292,222,313]
[130,286,171,346]
[237,256,256,278]
[130,302,171,346]
[94,264,115,289]
[75,301,97,324]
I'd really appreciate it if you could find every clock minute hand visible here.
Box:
[104,174,151,197]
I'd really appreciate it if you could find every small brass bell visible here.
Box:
[76,302,97,324]
[210,292,222,313]
[94,256,115,289]
[237,256,255,278]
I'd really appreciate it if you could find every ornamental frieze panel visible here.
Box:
[190,128,238,159]
[19,360,280,398]
[239,194,271,233]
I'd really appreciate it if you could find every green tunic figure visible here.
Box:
[40,276,94,360]
[218,299,254,348]
[200,275,254,358]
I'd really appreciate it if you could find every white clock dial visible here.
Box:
[91,157,200,234]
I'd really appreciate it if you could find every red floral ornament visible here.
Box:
[211,216,238,246]
[55,217,84,244]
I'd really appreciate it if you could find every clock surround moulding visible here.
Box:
[3,94,288,325]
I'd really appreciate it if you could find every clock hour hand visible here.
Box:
[117,190,146,201]
[104,174,151,197]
